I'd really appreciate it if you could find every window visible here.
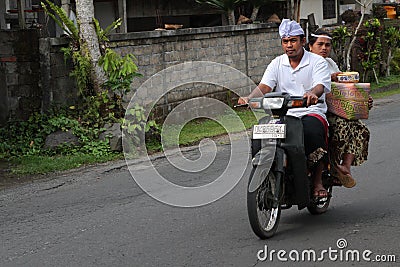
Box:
[323,0,336,19]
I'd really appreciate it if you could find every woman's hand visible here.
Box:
[331,72,341,82]
[368,95,373,110]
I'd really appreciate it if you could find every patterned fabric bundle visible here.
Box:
[326,82,370,120]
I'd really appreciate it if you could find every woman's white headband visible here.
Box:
[311,33,332,40]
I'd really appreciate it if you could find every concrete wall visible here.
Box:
[300,0,338,27]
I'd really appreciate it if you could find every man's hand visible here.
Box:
[238,97,249,105]
[303,91,319,107]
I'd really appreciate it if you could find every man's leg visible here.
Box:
[302,116,328,197]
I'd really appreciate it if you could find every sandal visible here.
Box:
[332,177,342,186]
[334,167,356,188]
[313,188,329,198]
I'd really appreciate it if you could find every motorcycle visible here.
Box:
[243,92,337,239]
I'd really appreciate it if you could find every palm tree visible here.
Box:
[196,0,245,25]
[75,0,105,92]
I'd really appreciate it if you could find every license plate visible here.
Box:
[253,124,286,139]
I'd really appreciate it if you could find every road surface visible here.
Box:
[1,95,399,266]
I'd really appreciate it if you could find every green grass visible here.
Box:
[370,74,400,98]
[371,87,400,98]
[9,153,122,176]
[162,109,258,148]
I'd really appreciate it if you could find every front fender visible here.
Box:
[248,148,275,193]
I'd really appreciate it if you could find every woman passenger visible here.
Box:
[308,29,372,188]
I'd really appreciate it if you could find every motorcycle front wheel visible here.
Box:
[247,168,281,239]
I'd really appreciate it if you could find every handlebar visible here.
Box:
[234,97,324,109]
[234,103,248,108]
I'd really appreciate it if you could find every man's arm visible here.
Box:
[238,83,272,104]
[303,84,324,107]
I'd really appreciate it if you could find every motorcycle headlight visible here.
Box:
[262,98,284,109]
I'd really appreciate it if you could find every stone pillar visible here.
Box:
[39,37,52,112]
[0,60,8,125]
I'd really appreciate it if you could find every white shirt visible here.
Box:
[326,57,340,73]
[260,49,331,119]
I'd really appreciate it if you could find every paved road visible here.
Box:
[1,95,400,266]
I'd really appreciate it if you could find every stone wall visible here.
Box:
[0,30,41,125]
[0,24,282,124]
[108,23,282,120]
[39,37,77,112]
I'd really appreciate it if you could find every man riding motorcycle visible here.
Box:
[238,19,331,198]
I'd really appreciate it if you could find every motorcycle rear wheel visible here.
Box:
[247,169,281,239]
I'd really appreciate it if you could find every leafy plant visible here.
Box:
[122,104,160,149]
[389,48,400,75]
[42,0,93,97]
[384,26,400,77]
[99,49,142,97]
[345,0,373,71]
[359,18,382,83]
[0,109,111,159]
[41,0,79,41]
[332,26,352,71]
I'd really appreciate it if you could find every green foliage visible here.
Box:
[385,26,400,47]
[41,0,92,96]
[384,26,400,77]
[0,110,111,159]
[41,0,79,41]
[93,17,122,43]
[359,18,382,82]
[122,104,160,146]
[99,48,142,97]
[70,50,93,96]
[332,25,352,71]
[390,48,400,75]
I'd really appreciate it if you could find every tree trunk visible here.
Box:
[228,10,235,25]
[346,13,364,71]
[296,0,301,22]
[346,0,373,71]
[250,6,260,22]
[75,0,105,93]
[387,48,392,77]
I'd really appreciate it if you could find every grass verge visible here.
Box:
[9,153,123,176]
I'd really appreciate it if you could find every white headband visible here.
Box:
[311,33,332,40]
